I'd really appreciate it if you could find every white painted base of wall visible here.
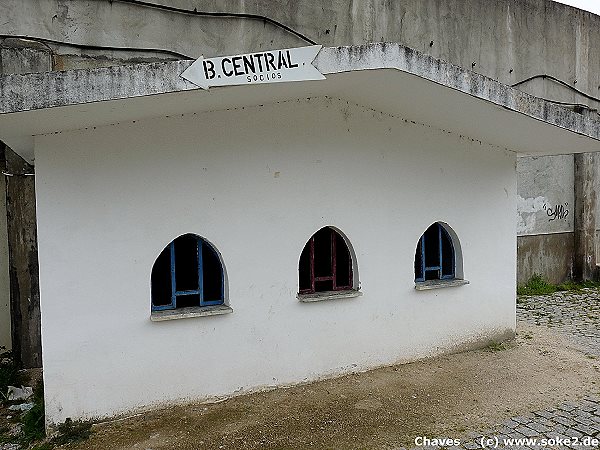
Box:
[35,97,517,424]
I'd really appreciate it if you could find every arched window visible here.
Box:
[415,223,455,282]
[151,234,224,311]
[299,227,354,294]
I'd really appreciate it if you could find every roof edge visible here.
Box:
[1,42,599,143]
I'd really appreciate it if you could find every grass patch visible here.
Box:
[486,341,511,352]
[20,382,46,446]
[517,274,557,296]
[517,274,600,296]
[15,383,92,448]
[578,279,600,289]
[31,444,54,450]
[19,384,92,448]
[0,353,90,450]
[554,279,600,291]
[0,346,20,402]
[555,280,581,291]
[50,418,92,446]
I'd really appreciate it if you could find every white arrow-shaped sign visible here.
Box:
[180,45,325,90]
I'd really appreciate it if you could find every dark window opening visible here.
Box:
[424,225,440,268]
[441,235,454,277]
[425,269,439,281]
[151,247,172,307]
[299,244,311,292]
[202,243,223,302]
[176,293,201,309]
[314,228,332,278]
[414,239,423,281]
[415,223,455,282]
[175,234,199,291]
[298,227,354,295]
[335,233,351,288]
[151,234,224,311]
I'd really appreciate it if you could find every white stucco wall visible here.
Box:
[34,97,516,424]
[0,174,11,351]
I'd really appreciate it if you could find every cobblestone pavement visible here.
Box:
[455,396,600,450]
[399,397,600,450]
[517,289,600,356]
[403,290,600,450]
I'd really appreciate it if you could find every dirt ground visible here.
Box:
[63,323,599,450]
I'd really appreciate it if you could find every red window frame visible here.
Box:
[299,227,353,294]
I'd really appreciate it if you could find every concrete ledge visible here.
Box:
[150,304,233,321]
[2,42,600,162]
[315,44,600,144]
[0,59,194,113]
[1,42,598,143]
[414,279,470,291]
[298,290,362,303]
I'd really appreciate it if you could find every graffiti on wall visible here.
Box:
[517,195,573,235]
[543,202,569,222]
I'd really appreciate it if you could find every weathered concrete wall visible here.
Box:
[0,42,52,75]
[516,154,575,283]
[517,155,574,236]
[517,233,574,284]
[517,152,600,283]
[1,0,600,108]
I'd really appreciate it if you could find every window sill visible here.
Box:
[298,290,362,303]
[150,304,233,322]
[414,279,469,291]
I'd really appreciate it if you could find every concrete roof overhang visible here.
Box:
[1,42,600,163]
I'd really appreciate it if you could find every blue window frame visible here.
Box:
[415,223,455,282]
[151,234,224,311]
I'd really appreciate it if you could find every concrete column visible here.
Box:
[573,152,598,281]
[0,172,10,351]
[0,40,50,367]
[0,144,41,368]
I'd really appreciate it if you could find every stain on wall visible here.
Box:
[517,232,574,284]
